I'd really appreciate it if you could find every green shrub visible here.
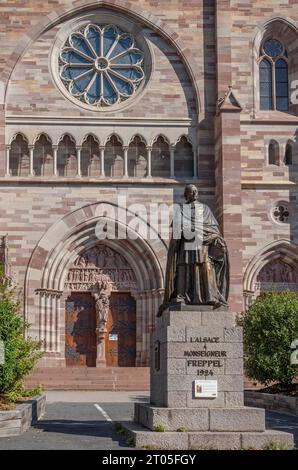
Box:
[153,423,166,432]
[177,426,188,432]
[0,266,43,398]
[237,291,298,387]
[264,441,290,451]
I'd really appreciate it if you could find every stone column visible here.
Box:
[39,291,46,349]
[5,145,10,176]
[29,145,34,176]
[123,146,128,177]
[215,92,243,312]
[193,145,198,178]
[38,289,63,353]
[76,146,82,177]
[147,146,152,178]
[215,87,243,311]
[45,292,51,352]
[53,145,58,176]
[170,144,175,178]
[100,146,105,177]
[214,0,244,312]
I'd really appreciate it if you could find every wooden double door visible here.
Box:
[65,292,136,367]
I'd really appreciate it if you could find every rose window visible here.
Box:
[59,24,145,107]
[272,203,290,223]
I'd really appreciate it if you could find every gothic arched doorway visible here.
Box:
[65,244,137,367]
[243,240,298,309]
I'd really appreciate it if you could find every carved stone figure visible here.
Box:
[257,260,298,284]
[93,278,111,330]
[159,184,229,315]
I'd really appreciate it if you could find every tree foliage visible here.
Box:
[237,291,298,387]
[0,266,43,395]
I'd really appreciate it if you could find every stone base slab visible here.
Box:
[120,421,294,450]
[135,403,265,432]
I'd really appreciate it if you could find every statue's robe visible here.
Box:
[159,202,229,314]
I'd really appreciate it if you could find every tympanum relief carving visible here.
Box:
[65,245,137,291]
[255,260,298,292]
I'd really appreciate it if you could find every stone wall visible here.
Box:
[0,395,46,437]
[0,1,298,371]
[245,390,298,416]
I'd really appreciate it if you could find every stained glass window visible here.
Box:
[259,38,288,111]
[275,58,289,111]
[260,59,273,110]
[263,39,283,58]
[59,24,145,107]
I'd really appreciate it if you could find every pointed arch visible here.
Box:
[9,132,29,145]
[243,239,298,293]
[81,134,100,177]
[129,134,147,146]
[57,134,77,177]
[253,16,298,113]
[2,1,200,115]
[33,133,53,176]
[81,133,100,147]
[104,134,124,177]
[104,133,124,146]
[174,135,194,178]
[151,135,170,177]
[128,135,147,177]
[9,133,30,176]
[57,133,76,146]
[24,201,167,358]
[151,134,170,147]
[174,134,193,147]
[33,132,52,146]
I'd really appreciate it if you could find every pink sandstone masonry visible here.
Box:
[0,1,297,378]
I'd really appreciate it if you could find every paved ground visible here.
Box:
[0,392,297,450]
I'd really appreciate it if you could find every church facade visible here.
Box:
[0,1,298,385]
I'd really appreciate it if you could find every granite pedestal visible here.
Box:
[121,307,294,450]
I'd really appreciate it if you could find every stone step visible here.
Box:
[120,421,294,450]
[135,403,266,432]
[24,367,150,391]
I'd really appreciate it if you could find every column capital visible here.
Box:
[36,288,63,298]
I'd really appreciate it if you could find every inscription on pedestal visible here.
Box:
[184,336,227,378]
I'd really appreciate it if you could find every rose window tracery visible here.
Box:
[59,24,145,107]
